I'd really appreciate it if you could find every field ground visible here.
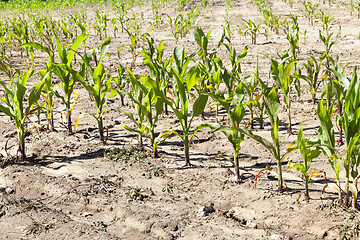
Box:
[1,0,360,239]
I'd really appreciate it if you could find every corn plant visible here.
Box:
[319,28,344,60]
[195,73,246,182]
[283,14,299,60]
[111,17,119,38]
[326,61,347,145]
[113,56,127,106]
[317,99,341,200]
[244,56,259,129]
[0,65,44,160]
[124,28,141,69]
[73,37,114,143]
[93,8,109,40]
[318,10,334,36]
[194,24,225,120]
[167,11,199,42]
[39,68,55,131]
[23,34,87,134]
[301,0,319,26]
[265,52,296,133]
[287,118,321,201]
[142,33,172,114]
[145,49,208,166]
[116,68,146,149]
[240,87,295,192]
[118,68,164,158]
[114,2,128,33]
[261,8,281,34]
[46,34,87,134]
[177,0,190,10]
[303,56,324,104]
[330,67,360,207]
[241,19,262,44]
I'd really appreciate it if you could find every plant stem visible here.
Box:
[98,117,105,143]
[345,169,350,206]
[50,111,54,131]
[151,129,159,158]
[277,159,283,193]
[234,151,240,182]
[67,112,72,135]
[305,176,310,201]
[139,134,143,149]
[337,177,342,202]
[250,106,254,129]
[18,126,26,160]
[184,135,190,166]
[287,104,292,133]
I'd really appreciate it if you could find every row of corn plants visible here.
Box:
[1,0,360,210]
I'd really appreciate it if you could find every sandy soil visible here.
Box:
[1,0,360,239]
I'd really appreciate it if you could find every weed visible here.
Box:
[126,186,148,201]
[107,146,150,163]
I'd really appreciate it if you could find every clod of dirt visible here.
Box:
[225,207,257,227]
[198,203,215,217]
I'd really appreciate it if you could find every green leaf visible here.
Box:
[100,36,111,60]
[193,93,208,117]
[186,65,199,92]
[141,76,158,90]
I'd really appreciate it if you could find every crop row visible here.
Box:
[0,0,360,209]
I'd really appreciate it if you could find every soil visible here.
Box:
[1,0,360,239]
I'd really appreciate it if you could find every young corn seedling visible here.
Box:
[265,52,296,133]
[113,55,128,106]
[0,65,44,160]
[50,34,88,134]
[330,67,360,207]
[22,34,87,134]
[326,60,348,145]
[143,33,172,115]
[241,19,262,44]
[287,118,322,201]
[124,27,141,69]
[319,28,344,60]
[317,98,341,201]
[144,49,208,166]
[118,69,164,158]
[39,68,55,131]
[117,34,167,157]
[116,68,146,149]
[195,74,246,182]
[303,56,324,104]
[301,0,319,26]
[73,37,115,143]
[194,24,226,119]
[240,87,296,192]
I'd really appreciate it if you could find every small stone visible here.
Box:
[5,187,14,194]
[179,196,188,201]
[270,234,283,240]
[198,203,215,217]
[246,220,257,228]
[81,212,93,217]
